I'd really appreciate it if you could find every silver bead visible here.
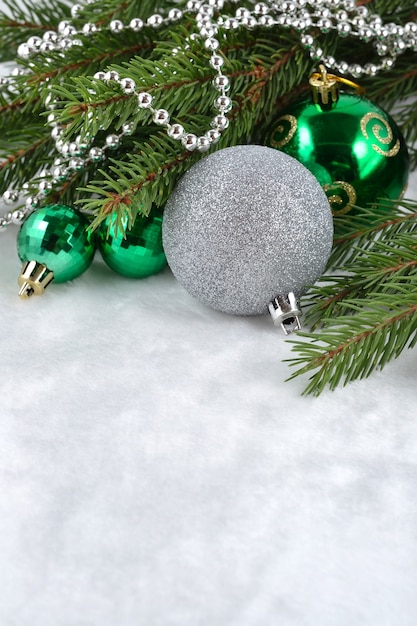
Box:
[25,195,41,209]
[46,113,58,126]
[364,63,378,76]
[211,114,229,130]
[337,22,352,37]
[317,18,332,33]
[121,122,135,136]
[301,34,315,48]
[235,7,250,19]
[27,36,42,49]
[147,14,164,28]
[120,77,136,94]
[137,92,153,108]
[129,18,144,31]
[153,109,170,125]
[241,16,257,29]
[17,43,32,59]
[358,27,374,42]
[335,10,348,21]
[167,123,185,140]
[381,57,395,70]
[181,133,198,151]
[109,20,124,33]
[199,4,214,17]
[43,30,59,43]
[258,15,274,27]
[38,180,52,195]
[197,136,211,152]
[0,77,9,86]
[57,20,71,34]
[356,5,369,17]
[215,95,232,112]
[93,71,106,80]
[3,189,19,205]
[69,157,85,171]
[310,46,323,60]
[213,74,230,91]
[105,134,121,149]
[56,141,71,156]
[204,38,219,51]
[337,61,349,74]
[104,70,120,82]
[0,217,9,230]
[60,38,73,50]
[40,41,56,53]
[75,135,90,152]
[44,93,57,109]
[254,3,269,15]
[68,142,81,156]
[223,18,239,30]
[51,126,64,140]
[209,55,224,69]
[200,26,216,39]
[52,165,68,183]
[168,8,183,21]
[405,22,417,36]
[83,23,98,35]
[71,4,83,18]
[205,129,221,144]
[62,24,77,37]
[89,147,104,161]
[187,0,201,11]
[10,209,25,225]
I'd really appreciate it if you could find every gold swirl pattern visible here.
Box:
[360,112,400,157]
[269,114,297,148]
[323,181,357,216]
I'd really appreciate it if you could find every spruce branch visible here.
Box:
[287,200,417,394]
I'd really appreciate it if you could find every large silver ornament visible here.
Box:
[162,145,333,326]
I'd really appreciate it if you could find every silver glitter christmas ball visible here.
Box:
[162,145,333,315]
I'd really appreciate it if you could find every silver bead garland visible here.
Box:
[1,0,416,230]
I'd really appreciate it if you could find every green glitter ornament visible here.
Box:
[17,204,95,297]
[263,68,409,222]
[98,209,166,278]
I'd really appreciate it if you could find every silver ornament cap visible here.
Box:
[162,145,333,327]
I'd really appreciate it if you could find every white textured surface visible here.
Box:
[1,18,417,626]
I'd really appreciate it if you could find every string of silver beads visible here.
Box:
[1,0,417,231]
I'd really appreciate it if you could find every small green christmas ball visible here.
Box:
[98,209,167,278]
[263,93,409,217]
[17,204,95,282]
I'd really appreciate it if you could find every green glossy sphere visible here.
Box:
[98,210,167,278]
[17,205,95,282]
[264,94,409,217]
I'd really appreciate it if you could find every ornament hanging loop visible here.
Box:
[309,64,365,111]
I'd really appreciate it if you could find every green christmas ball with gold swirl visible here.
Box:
[263,69,409,223]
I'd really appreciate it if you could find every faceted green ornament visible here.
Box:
[17,204,95,297]
[98,209,167,278]
[263,93,409,218]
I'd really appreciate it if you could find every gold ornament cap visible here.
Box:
[309,65,340,111]
[18,260,54,298]
[309,64,365,111]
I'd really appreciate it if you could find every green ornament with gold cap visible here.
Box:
[17,204,95,297]
[263,66,409,222]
